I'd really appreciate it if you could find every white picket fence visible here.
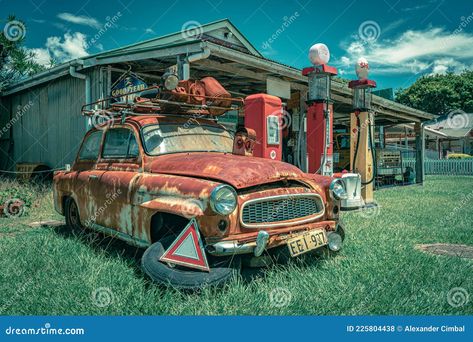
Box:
[402,159,473,175]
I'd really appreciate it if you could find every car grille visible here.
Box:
[241,194,324,227]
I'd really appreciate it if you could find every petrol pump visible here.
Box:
[302,44,337,175]
[244,94,283,161]
[349,57,377,204]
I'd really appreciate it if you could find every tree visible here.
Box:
[0,15,47,90]
[395,70,473,115]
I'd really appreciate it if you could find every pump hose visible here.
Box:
[352,114,377,185]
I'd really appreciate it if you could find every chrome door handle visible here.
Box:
[88,175,99,180]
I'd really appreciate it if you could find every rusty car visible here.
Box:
[53,78,347,289]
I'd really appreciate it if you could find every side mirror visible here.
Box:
[233,127,257,156]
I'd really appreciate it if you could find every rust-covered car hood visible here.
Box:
[145,152,305,189]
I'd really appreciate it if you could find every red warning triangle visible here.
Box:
[159,219,210,272]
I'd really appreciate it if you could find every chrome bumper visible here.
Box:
[206,240,256,256]
[207,231,269,256]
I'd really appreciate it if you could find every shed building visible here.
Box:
[0,19,435,182]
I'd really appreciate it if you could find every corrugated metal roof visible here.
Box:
[1,19,262,96]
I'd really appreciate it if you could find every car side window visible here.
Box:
[78,131,103,161]
[102,128,140,159]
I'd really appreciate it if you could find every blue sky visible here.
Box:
[1,0,473,90]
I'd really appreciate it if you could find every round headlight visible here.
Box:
[210,185,237,215]
[330,179,348,200]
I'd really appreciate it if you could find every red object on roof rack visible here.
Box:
[81,77,243,119]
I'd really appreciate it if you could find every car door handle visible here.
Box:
[88,175,99,180]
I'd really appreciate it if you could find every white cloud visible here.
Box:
[30,48,51,66]
[145,28,156,34]
[57,12,101,29]
[430,58,468,75]
[340,56,351,65]
[401,4,429,12]
[30,32,89,66]
[336,27,473,77]
[431,64,448,75]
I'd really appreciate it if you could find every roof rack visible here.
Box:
[81,85,244,119]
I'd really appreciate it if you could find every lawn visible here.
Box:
[0,176,472,315]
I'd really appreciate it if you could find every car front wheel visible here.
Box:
[142,235,241,290]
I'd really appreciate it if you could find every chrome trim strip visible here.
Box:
[207,240,256,256]
[88,222,150,248]
[239,193,325,229]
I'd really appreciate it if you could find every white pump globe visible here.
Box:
[355,57,369,80]
[309,43,330,65]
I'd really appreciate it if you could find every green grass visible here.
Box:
[0,176,472,315]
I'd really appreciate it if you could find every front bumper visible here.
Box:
[206,220,340,256]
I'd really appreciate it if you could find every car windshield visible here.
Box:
[142,123,234,156]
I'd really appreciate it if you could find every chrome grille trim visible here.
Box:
[240,193,325,228]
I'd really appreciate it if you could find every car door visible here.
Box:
[89,126,142,238]
[72,129,107,227]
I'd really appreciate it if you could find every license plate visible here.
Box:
[287,229,328,257]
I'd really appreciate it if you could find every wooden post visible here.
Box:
[415,122,425,184]
[379,126,385,149]
[436,137,441,159]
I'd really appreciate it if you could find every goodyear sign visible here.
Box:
[111,74,147,102]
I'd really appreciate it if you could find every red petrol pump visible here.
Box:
[244,94,283,160]
[302,44,337,175]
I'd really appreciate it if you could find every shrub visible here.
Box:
[447,153,473,159]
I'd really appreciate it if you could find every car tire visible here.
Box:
[142,235,241,290]
[64,197,86,236]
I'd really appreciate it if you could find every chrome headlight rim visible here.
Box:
[330,178,348,200]
[210,184,238,215]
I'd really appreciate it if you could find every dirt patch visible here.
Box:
[28,219,65,228]
[0,231,23,238]
[416,243,473,259]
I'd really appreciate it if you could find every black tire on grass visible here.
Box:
[64,197,87,237]
[142,235,241,290]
